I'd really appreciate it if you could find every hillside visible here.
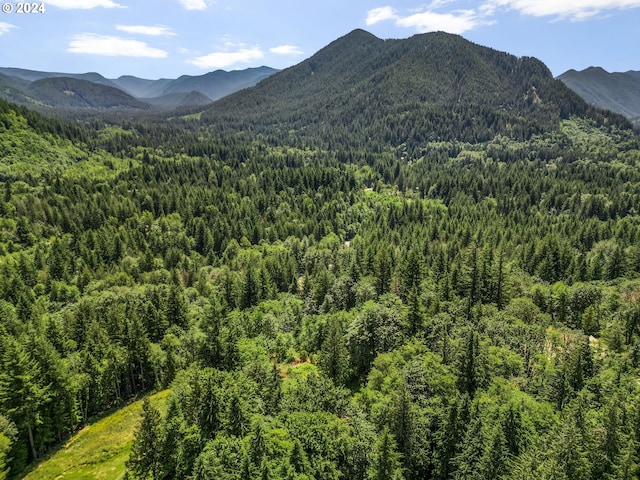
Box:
[23,391,170,480]
[111,67,277,101]
[143,90,213,109]
[200,29,627,149]
[558,67,640,126]
[154,66,276,100]
[0,66,278,112]
[0,73,32,105]
[0,67,118,88]
[110,75,172,98]
[26,77,149,110]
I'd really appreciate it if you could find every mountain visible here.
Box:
[0,67,118,88]
[143,90,212,109]
[0,66,278,111]
[25,77,149,110]
[110,75,172,98]
[558,67,640,126]
[0,72,30,90]
[110,67,277,105]
[0,72,32,104]
[156,67,277,100]
[201,29,628,148]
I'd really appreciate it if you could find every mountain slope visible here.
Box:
[159,66,277,100]
[27,77,149,109]
[558,67,640,126]
[23,391,170,480]
[144,90,212,109]
[201,29,627,148]
[0,67,118,88]
[110,66,278,100]
[0,66,277,111]
[0,72,32,104]
[110,75,172,98]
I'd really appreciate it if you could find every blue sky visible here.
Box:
[0,0,639,79]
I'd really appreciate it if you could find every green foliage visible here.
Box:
[368,428,404,480]
[1,49,640,479]
[125,397,163,479]
[21,390,169,480]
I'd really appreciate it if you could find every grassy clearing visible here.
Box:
[23,390,170,480]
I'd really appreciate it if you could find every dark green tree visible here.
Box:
[126,398,163,479]
[368,428,404,480]
[0,338,50,462]
[319,317,350,384]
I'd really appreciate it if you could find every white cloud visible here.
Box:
[189,48,264,69]
[366,6,397,25]
[116,25,175,36]
[178,0,208,10]
[68,34,168,58]
[0,22,17,36]
[269,45,303,55]
[366,5,488,34]
[485,0,640,20]
[368,0,640,36]
[397,9,486,34]
[46,0,124,9]
[428,0,458,8]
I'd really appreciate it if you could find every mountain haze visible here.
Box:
[154,67,276,100]
[0,66,278,111]
[26,77,149,110]
[202,29,627,149]
[0,67,118,88]
[558,67,640,126]
[110,75,172,99]
[144,90,213,109]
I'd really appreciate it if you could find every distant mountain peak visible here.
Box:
[559,66,640,126]
[584,66,608,74]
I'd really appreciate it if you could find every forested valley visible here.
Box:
[2,30,640,480]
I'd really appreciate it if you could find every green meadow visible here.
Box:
[23,390,170,480]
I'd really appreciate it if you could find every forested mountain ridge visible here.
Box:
[27,77,150,110]
[200,29,630,151]
[0,66,278,112]
[136,66,277,100]
[0,67,118,87]
[558,67,640,127]
[2,29,640,480]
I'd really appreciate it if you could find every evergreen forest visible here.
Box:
[2,30,640,480]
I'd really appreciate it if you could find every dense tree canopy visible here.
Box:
[0,65,640,480]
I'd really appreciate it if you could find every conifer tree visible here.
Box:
[478,426,508,480]
[457,331,479,397]
[226,392,246,437]
[289,439,310,475]
[435,396,466,480]
[388,384,414,460]
[369,428,404,480]
[249,421,268,467]
[319,317,349,384]
[165,284,188,329]
[126,398,163,479]
[452,411,484,480]
[241,266,260,309]
[0,415,16,480]
[263,362,282,415]
[0,338,50,462]
[261,456,272,480]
